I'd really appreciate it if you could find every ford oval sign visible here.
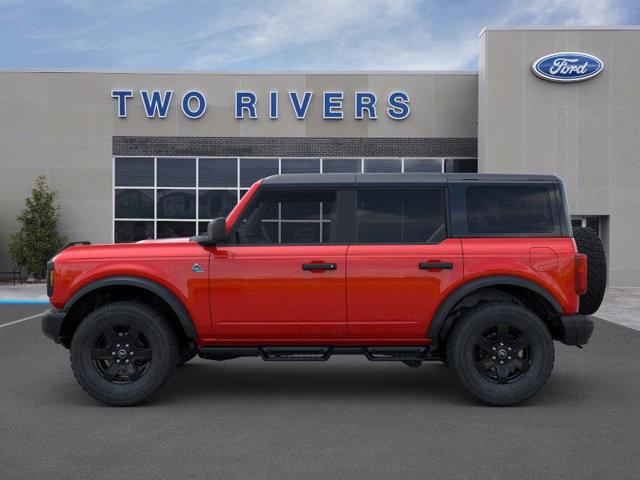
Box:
[532,52,604,82]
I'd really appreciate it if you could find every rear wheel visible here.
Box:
[447,302,554,406]
[70,301,178,406]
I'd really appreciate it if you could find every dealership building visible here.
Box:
[0,26,639,285]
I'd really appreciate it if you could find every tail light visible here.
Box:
[575,254,587,295]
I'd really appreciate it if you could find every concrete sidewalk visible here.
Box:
[1,283,638,330]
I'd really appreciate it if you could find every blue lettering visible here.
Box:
[269,91,278,119]
[355,92,377,120]
[111,90,133,118]
[181,90,206,119]
[235,91,257,119]
[323,92,343,119]
[387,91,410,120]
[140,90,173,118]
[289,91,313,119]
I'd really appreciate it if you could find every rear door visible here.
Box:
[210,188,348,341]
[346,187,463,342]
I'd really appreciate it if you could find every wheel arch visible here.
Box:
[59,276,196,347]
[428,275,563,346]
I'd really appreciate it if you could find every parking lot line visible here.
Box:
[0,312,45,329]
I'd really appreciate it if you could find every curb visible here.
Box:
[0,299,49,305]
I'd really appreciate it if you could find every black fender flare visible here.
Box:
[427,275,563,343]
[64,276,196,338]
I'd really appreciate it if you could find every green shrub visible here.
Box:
[8,175,67,279]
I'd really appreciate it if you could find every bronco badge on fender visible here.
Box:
[532,51,603,82]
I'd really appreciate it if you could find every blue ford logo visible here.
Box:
[532,52,603,82]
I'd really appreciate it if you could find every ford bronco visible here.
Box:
[42,173,605,406]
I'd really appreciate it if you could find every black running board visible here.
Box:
[199,346,439,362]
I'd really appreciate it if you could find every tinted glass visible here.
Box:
[404,158,441,173]
[115,189,154,218]
[115,158,153,186]
[466,186,555,234]
[357,189,446,244]
[445,158,477,173]
[157,189,196,219]
[157,158,196,187]
[323,158,361,173]
[364,159,401,173]
[114,221,154,243]
[240,158,279,187]
[198,190,237,219]
[157,221,196,238]
[281,158,320,174]
[199,158,237,187]
[233,190,336,245]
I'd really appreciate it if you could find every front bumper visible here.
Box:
[41,308,67,343]
[559,314,594,346]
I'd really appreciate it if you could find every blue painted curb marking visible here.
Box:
[0,299,49,305]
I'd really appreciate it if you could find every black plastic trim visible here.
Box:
[41,308,66,343]
[428,275,564,343]
[64,276,196,338]
[559,314,594,346]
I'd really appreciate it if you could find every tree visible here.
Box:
[8,175,67,279]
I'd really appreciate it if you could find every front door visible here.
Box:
[210,188,347,342]
[346,188,463,342]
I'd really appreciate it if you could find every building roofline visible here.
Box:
[0,67,478,76]
[479,25,640,38]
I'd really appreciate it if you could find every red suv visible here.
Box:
[42,173,606,406]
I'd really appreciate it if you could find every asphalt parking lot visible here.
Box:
[1,304,639,480]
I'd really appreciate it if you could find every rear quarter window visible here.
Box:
[465,185,556,235]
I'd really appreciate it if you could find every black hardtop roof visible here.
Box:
[261,173,561,188]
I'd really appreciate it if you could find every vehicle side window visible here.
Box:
[466,186,555,234]
[233,190,337,245]
[356,189,446,244]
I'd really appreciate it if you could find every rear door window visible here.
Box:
[465,185,556,234]
[356,189,446,244]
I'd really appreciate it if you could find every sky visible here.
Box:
[0,0,638,71]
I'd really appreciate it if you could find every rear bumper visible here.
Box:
[41,308,67,343]
[559,314,594,346]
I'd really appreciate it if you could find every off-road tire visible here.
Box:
[70,301,178,406]
[447,302,554,406]
[573,226,606,315]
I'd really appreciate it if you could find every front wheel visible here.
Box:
[446,302,554,406]
[70,301,178,406]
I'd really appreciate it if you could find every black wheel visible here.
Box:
[573,226,606,315]
[447,302,554,406]
[70,301,178,406]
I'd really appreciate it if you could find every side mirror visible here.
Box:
[191,217,228,246]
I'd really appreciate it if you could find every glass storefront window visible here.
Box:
[322,158,361,173]
[113,156,477,242]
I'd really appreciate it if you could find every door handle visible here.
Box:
[302,263,337,271]
[419,262,453,270]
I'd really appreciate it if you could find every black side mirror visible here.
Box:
[191,217,228,246]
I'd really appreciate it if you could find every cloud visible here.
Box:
[2,0,634,70]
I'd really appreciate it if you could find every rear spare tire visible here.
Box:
[573,226,606,315]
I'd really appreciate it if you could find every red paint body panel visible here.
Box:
[346,240,464,342]
[207,245,348,342]
[50,242,214,343]
[461,238,579,315]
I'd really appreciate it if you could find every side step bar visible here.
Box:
[199,346,439,362]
